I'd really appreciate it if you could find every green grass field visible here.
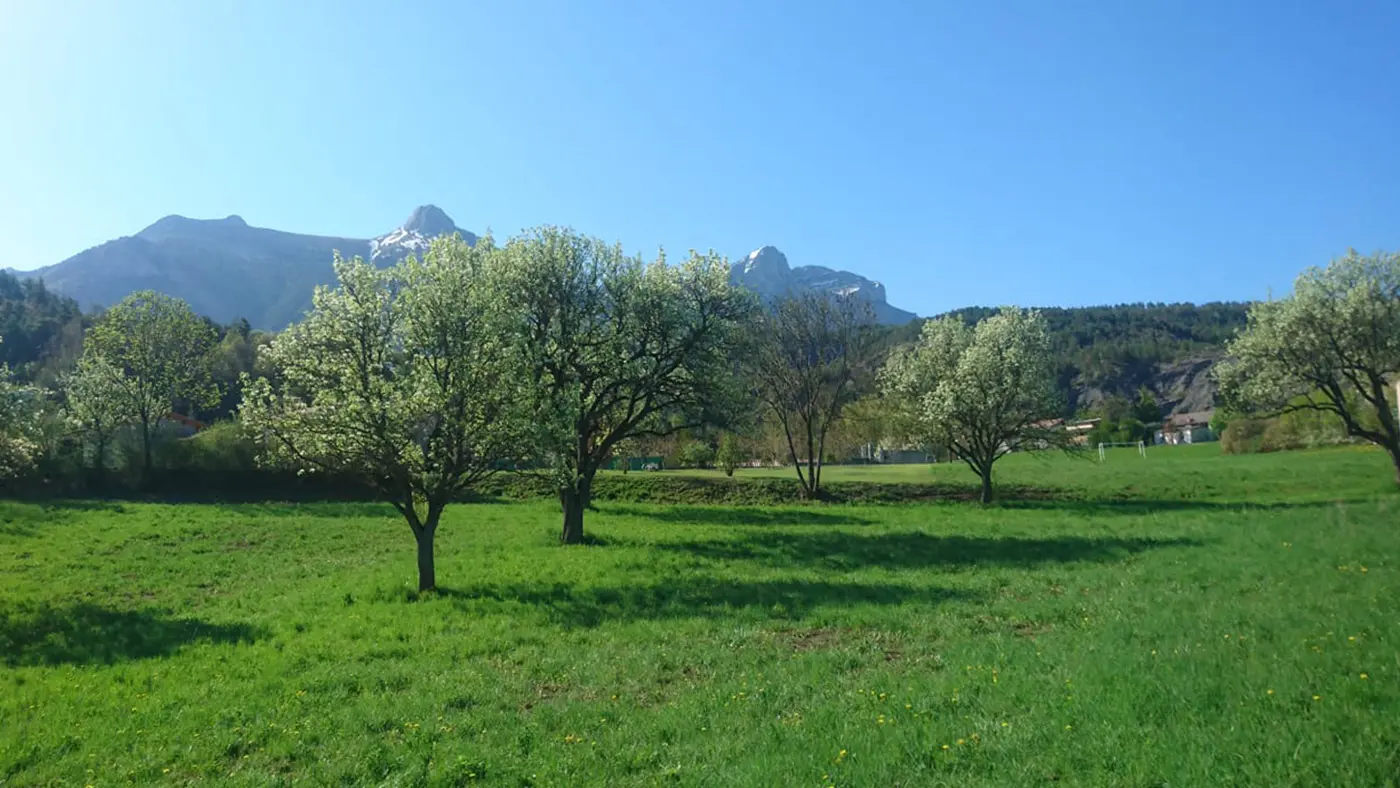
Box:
[3,445,1399,786]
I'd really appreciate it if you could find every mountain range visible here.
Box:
[17,206,916,330]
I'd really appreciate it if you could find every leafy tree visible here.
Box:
[716,433,745,476]
[1216,250,1400,484]
[0,338,46,477]
[1132,385,1161,424]
[496,227,755,544]
[679,440,716,469]
[80,291,220,477]
[241,236,522,591]
[62,356,128,477]
[883,308,1067,503]
[751,292,878,498]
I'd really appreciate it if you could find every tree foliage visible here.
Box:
[0,271,85,386]
[496,227,755,543]
[81,291,220,476]
[0,338,46,477]
[62,356,129,474]
[1216,250,1400,483]
[751,292,878,498]
[920,301,1252,413]
[883,308,1067,502]
[241,236,522,590]
[716,433,745,476]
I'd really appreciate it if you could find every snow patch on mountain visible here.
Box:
[369,205,477,264]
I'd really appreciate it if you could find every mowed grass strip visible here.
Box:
[2,446,1398,786]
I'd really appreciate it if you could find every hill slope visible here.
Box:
[23,209,919,328]
[909,302,1253,414]
[22,207,477,329]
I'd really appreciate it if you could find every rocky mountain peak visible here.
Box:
[741,245,790,274]
[401,205,456,238]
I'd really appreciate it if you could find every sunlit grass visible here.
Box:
[2,445,1398,785]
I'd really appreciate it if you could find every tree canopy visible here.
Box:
[883,307,1067,502]
[496,226,755,544]
[751,292,878,497]
[241,235,522,590]
[1216,249,1400,483]
[81,291,220,476]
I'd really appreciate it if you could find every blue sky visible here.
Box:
[2,0,1397,317]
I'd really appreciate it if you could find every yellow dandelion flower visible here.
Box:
[1065,724,1072,730]
[941,744,949,750]
[1266,689,1274,695]
[957,739,966,745]
[1312,695,1321,701]
[1360,673,1369,680]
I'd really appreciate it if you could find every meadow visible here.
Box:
[2,444,1399,786]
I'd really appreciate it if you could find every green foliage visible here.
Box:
[495,226,757,543]
[1132,385,1161,424]
[2,446,1398,786]
[716,433,744,476]
[0,342,47,477]
[678,440,715,469]
[883,308,1067,502]
[1086,417,1150,447]
[61,356,128,472]
[1217,249,1400,480]
[938,302,1251,410]
[240,235,523,590]
[175,421,259,472]
[0,270,85,385]
[81,291,221,474]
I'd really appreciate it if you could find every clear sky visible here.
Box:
[2,0,1397,316]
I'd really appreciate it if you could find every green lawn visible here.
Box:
[3,445,1399,786]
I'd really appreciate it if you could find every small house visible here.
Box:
[1155,410,1215,445]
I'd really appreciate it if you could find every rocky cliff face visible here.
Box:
[728,246,917,325]
[1072,354,1222,415]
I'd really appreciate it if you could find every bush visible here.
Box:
[1220,418,1269,454]
[678,440,715,469]
[716,434,744,477]
[178,422,259,472]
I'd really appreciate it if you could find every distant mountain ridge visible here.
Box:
[728,246,916,325]
[20,207,917,328]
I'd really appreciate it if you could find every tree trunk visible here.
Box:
[1389,441,1400,487]
[560,487,585,545]
[579,471,595,511]
[415,524,437,592]
[141,420,154,480]
[979,466,994,504]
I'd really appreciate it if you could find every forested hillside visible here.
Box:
[1,268,1251,419]
[0,271,86,386]
[889,302,1253,414]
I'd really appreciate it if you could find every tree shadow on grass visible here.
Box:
[430,579,978,628]
[605,504,876,527]
[996,498,1385,516]
[0,602,264,667]
[653,531,1204,572]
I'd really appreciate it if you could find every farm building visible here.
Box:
[1155,410,1215,445]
